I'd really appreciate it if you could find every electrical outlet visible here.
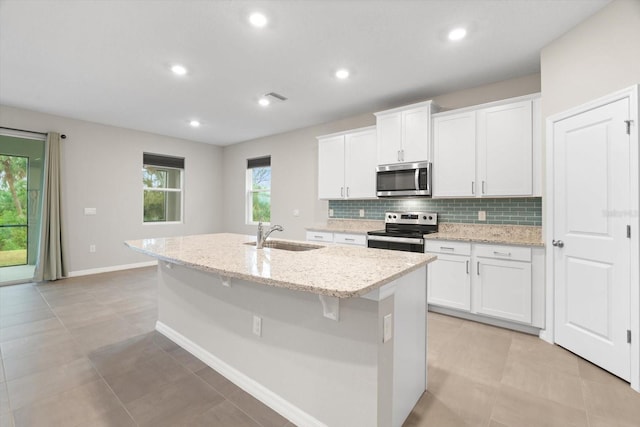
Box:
[252,315,262,337]
[292,209,300,217]
[478,211,486,221]
[359,209,365,217]
[329,209,334,217]
[89,244,96,253]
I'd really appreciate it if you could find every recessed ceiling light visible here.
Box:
[258,97,270,107]
[335,69,350,79]
[448,27,467,41]
[171,64,188,75]
[189,120,200,127]
[249,13,268,28]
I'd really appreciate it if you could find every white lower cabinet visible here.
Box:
[427,240,544,328]
[306,231,366,247]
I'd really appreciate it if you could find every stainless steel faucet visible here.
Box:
[256,222,284,249]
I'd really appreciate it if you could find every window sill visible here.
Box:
[143,221,183,225]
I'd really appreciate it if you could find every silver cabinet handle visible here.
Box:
[466,260,469,274]
[552,240,564,248]
[345,238,355,242]
[471,182,475,195]
[346,187,350,197]
[401,149,405,162]
[482,181,486,194]
[477,261,480,275]
[341,187,344,197]
[397,150,401,161]
[314,235,324,239]
[440,246,455,251]
[493,251,511,257]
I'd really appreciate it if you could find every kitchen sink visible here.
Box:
[244,240,322,251]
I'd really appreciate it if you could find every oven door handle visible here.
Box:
[367,235,424,245]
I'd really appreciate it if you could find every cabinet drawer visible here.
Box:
[306,231,334,243]
[334,233,366,246]
[475,244,531,262]
[425,241,471,256]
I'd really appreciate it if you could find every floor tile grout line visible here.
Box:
[34,278,142,427]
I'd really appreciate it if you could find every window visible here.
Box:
[143,153,184,223]
[246,156,271,224]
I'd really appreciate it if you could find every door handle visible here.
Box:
[341,187,344,197]
[552,240,564,248]
[346,187,350,197]
[466,260,469,274]
[482,180,485,194]
[471,182,475,195]
[476,261,480,275]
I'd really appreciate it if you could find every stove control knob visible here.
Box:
[387,214,392,219]
[422,215,427,220]
[428,215,433,220]
[393,215,397,219]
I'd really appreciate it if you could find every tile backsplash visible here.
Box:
[328,197,542,226]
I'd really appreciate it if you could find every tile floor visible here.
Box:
[0,266,638,426]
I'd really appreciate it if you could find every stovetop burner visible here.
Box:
[367,211,438,238]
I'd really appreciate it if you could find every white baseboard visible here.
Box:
[67,261,158,277]
[155,321,327,427]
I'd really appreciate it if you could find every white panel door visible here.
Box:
[427,254,471,311]
[377,112,402,165]
[317,135,345,199]
[402,106,430,162]
[345,129,377,199]
[432,112,476,197]
[478,100,533,196]
[553,97,631,381]
[475,258,532,324]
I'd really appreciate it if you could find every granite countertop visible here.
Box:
[425,223,544,247]
[306,219,385,235]
[125,233,435,298]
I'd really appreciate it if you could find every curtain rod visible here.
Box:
[0,126,66,139]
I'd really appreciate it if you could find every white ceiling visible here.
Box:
[0,0,609,146]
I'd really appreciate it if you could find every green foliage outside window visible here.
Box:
[143,166,181,223]
[251,166,271,223]
[0,155,28,266]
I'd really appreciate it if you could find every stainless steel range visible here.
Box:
[367,211,438,253]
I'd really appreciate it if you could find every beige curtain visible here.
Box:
[34,132,67,281]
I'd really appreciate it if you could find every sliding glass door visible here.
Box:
[0,134,45,285]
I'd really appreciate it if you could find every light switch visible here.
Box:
[84,207,97,215]
[383,314,393,343]
[293,209,300,217]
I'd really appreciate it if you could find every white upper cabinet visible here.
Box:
[317,126,377,200]
[433,111,476,197]
[432,94,540,198]
[478,100,532,196]
[375,101,435,165]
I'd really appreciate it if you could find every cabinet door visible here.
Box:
[402,106,430,162]
[345,129,377,199]
[432,112,476,197]
[318,135,345,199]
[376,112,402,165]
[474,258,532,324]
[477,100,533,196]
[427,254,471,311]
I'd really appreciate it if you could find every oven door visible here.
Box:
[367,235,425,253]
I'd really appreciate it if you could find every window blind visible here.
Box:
[247,156,271,169]
[143,153,185,169]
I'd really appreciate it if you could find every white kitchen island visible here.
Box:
[125,233,436,427]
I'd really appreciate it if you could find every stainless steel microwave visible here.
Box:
[376,161,431,197]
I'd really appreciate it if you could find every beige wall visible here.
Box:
[0,106,224,274]
[222,74,541,239]
[541,0,640,119]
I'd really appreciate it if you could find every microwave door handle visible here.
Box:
[415,168,420,191]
